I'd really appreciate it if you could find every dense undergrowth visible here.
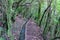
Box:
[0,0,60,40]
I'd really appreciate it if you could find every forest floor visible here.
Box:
[0,13,51,40]
[3,15,44,40]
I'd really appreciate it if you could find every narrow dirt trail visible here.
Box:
[10,15,43,40]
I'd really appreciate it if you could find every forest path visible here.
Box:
[10,15,43,40]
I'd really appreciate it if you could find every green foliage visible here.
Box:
[7,0,60,40]
[0,0,60,40]
[0,37,5,40]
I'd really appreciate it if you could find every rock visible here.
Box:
[25,19,43,40]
